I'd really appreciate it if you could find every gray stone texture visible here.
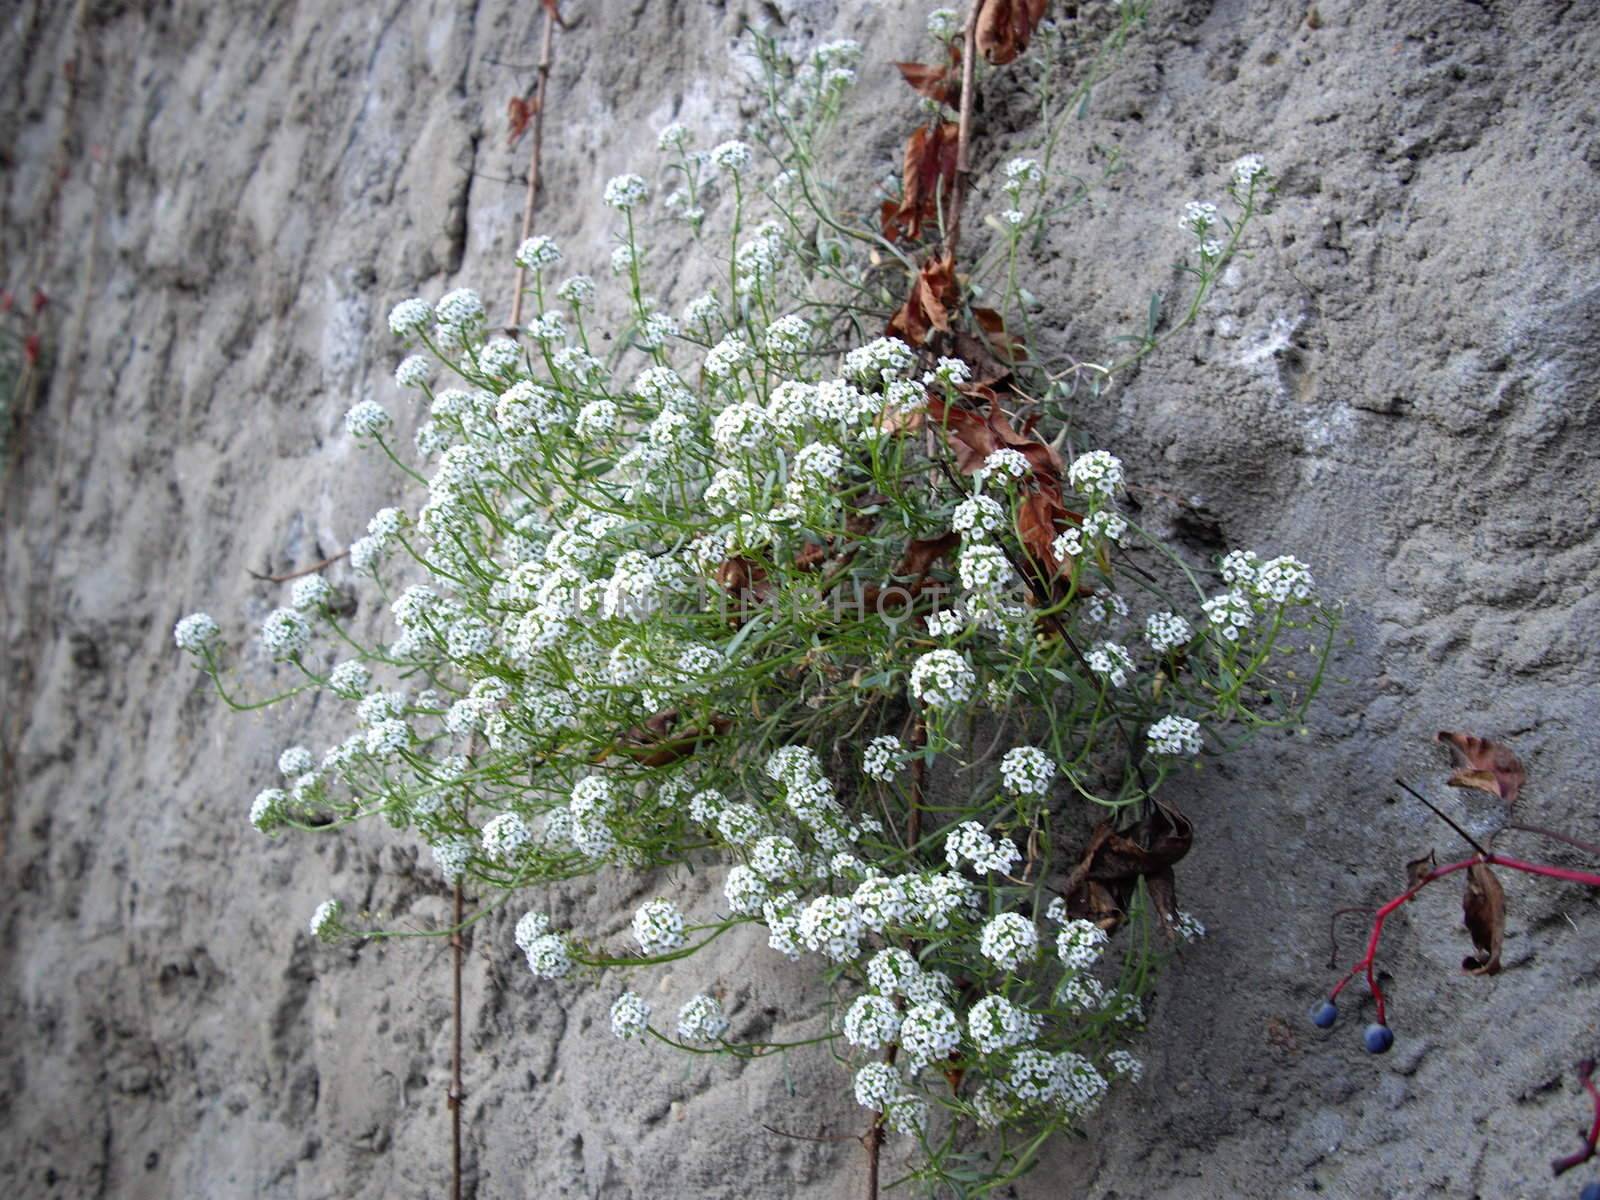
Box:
[1,0,1596,1196]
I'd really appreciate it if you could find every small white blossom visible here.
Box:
[909,649,975,708]
[514,911,551,954]
[899,1001,961,1070]
[1067,450,1124,497]
[1201,591,1255,641]
[1085,641,1134,688]
[968,994,1040,1054]
[676,994,728,1042]
[1107,1049,1144,1083]
[979,912,1039,972]
[481,813,532,862]
[862,735,903,782]
[797,895,865,962]
[723,865,768,915]
[525,933,572,979]
[604,173,649,210]
[1180,200,1219,235]
[309,899,342,942]
[945,821,1021,875]
[632,898,687,956]
[843,993,902,1050]
[1145,611,1193,654]
[854,1061,907,1110]
[1147,714,1203,757]
[657,122,691,151]
[1057,919,1109,970]
[344,400,393,439]
[611,992,651,1040]
[259,608,311,660]
[709,139,752,175]
[436,288,485,328]
[953,493,1005,536]
[388,298,432,336]
[249,788,285,833]
[174,612,221,654]
[999,747,1056,797]
[515,235,562,270]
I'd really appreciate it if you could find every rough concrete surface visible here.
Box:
[2,0,1597,1197]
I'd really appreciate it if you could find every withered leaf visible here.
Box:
[881,122,961,244]
[1461,861,1505,975]
[895,47,960,105]
[896,531,961,580]
[507,95,539,149]
[975,0,1050,65]
[1437,730,1524,810]
[887,253,960,347]
[611,712,733,767]
[1059,803,1193,934]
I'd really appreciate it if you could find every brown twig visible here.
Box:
[507,4,562,329]
[760,1123,857,1145]
[245,548,350,584]
[1394,778,1488,857]
[942,2,980,263]
[1503,822,1600,860]
[449,877,464,1200]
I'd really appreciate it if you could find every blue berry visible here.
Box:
[1310,1000,1338,1029]
[1363,1023,1394,1055]
[1580,1183,1600,1200]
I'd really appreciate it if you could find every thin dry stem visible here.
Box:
[246,549,350,584]
[508,6,561,329]
[943,2,981,262]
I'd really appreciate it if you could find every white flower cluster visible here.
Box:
[1067,450,1123,497]
[1056,918,1109,970]
[1147,714,1203,757]
[1085,641,1134,688]
[309,899,342,942]
[515,235,562,270]
[676,993,727,1043]
[1144,611,1192,654]
[632,898,687,956]
[979,912,1040,972]
[945,821,1021,875]
[910,649,975,708]
[999,746,1056,797]
[861,734,903,782]
[603,173,649,211]
[174,612,220,654]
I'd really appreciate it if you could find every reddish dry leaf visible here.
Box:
[1437,730,1525,810]
[1016,489,1066,576]
[1406,850,1437,890]
[887,253,960,346]
[717,556,772,623]
[612,711,733,767]
[1461,861,1505,975]
[793,540,829,572]
[507,94,539,148]
[976,0,1050,65]
[895,47,960,105]
[881,122,961,244]
[896,531,962,580]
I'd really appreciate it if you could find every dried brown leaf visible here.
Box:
[895,50,959,105]
[1461,861,1505,975]
[1437,730,1525,810]
[1059,803,1193,934]
[896,531,961,580]
[887,253,960,347]
[1406,850,1437,889]
[881,122,961,244]
[976,0,1050,65]
[507,95,539,149]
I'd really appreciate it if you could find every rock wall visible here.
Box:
[2,0,1596,1197]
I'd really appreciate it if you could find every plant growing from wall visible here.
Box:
[177,3,1338,1194]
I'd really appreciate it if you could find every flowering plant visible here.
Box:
[178,9,1335,1193]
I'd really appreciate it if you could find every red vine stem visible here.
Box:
[1327,854,1600,1025]
[1551,1059,1599,1177]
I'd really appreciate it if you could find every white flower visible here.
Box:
[1085,641,1134,688]
[174,612,220,654]
[1252,555,1315,603]
[715,803,763,846]
[853,1061,907,1110]
[436,288,485,328]
[431,835,473,883]
[979,912,1039,972]
[610,244,639,275]
[750,835,804,882]
[676,994,728,1042]
[1054,1051,1110,1116]
[309,899,342,941]
[681,292,722,329]
[525,932,572,979]
[526,311,567,344]
[968,994,1040,1054]
[1145,611,1193,654]
[953,493,1005,536]
[909,648,975,708]
[632,898,687,955]
[1099,1050,1142,1088]
[514,911,551,954]
[843,993,902,1050]
[911,873,979,930]
[999,747,1056,797]
[1201,591,1254,641]
[1175,910,1206,941]
[926,356,970,387]
[638,311,678,349]
[711,400,771,454]
[277,746,315,777]
[900,1001,960,1070]
[395,355,432,388]
[1232,153,1267,192]
[709,139,752,175]
[926,7,960,40]
[982,448,1030,484]
[344,400,393,439]
[704,334,752,380]
[1220,548,1260,586]
[611,992,651,1040]
[843,337,914,387]
[556,274,596,307]
[259,608,311,660]
[657,122,691,151]
[765,314,810,355]
[1057,919,1109,970]
[574,399,618,439]
[603,173,649,210]
[944,821,1021,875]
[1147,714,1203,757]
[862,735,903,782]
[1180,200,1218,235]
[388,298,432,336]
[249,788,285,833]
[797,895,864,962]
[852,875,913,932]
[791,441,843,490]
[866,948,921,996]
[1067,450,1124,497]
[723,865,768,915]
[481,813,532,862]
[958,542,1013,593]
[327,660,371,698]
[515,235,562,270]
